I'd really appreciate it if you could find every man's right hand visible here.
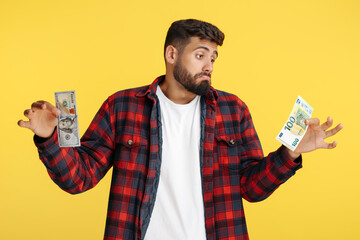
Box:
[18,101,61,138]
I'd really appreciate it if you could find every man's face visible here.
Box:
[173,37,218,96]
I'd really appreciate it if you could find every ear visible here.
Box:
[165,45,178,65]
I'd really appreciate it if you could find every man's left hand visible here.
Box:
[286,117,343,160]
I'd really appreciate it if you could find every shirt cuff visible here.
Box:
[33,128,59,153]
[277,145,303,171]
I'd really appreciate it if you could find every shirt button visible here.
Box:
[127,139,133,146]
[229,139,235,145]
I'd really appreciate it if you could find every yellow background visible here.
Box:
[1,0,359,239]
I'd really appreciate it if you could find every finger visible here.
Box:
[23,109,33,119]
[305,118,320,126]
[322,140,338,149]
[325,123,343,138]
[17,119,31,129]
[320,116,333,131]
[31,100,46,110]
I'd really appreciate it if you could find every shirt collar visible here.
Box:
[136,75,218,105]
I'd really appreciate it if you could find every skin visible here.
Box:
[18,36,343,160]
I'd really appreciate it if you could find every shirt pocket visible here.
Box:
[114,134,149,170]
[215,135,244,171]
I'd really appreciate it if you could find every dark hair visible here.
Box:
[164,19,225,56]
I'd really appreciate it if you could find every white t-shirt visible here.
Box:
[144,86,206,240]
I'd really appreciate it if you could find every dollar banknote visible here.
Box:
[276,96,313,151]
[55,91,80,147]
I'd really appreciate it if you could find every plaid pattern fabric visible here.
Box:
[35,75,302,240]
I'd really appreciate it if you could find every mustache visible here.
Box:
[194,72,211,79]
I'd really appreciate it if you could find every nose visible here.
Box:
[202,59,213,73]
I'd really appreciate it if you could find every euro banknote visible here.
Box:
[276,96,313,151]
[55,91,80,147]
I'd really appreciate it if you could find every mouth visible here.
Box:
[197,74,211,81]
[201,75,211,81]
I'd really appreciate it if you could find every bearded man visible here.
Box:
[18,19,343,239]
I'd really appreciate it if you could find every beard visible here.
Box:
[173,59,211,96]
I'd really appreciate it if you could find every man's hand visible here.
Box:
[18,101,61,138]
[286,117,343,160]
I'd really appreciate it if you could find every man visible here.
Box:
[18,19,343,239]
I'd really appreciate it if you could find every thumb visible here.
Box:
[51,107,61,116]
[305,118,320,126]
[43,102,61,116]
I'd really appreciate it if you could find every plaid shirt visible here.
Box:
[35,75,302,240]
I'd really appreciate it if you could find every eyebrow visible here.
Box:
[193,46,218,58]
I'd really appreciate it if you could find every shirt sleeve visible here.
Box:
[238,103,302,202]
[34,97,115,194]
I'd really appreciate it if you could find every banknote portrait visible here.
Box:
[58,117,76,134]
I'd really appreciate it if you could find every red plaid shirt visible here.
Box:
[35,75,302,239]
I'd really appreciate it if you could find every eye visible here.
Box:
[211,58,215,63]
[196,54,203,59]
